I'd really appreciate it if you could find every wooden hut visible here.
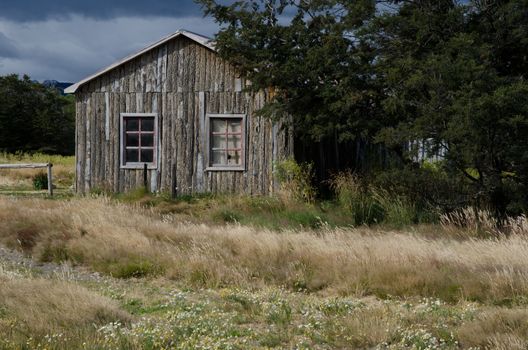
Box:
[66,30,293,195]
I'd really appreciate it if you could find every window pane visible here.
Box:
[141,118,154,132]
[212,150,226,165]
[126,118,139,131]
[212,134,226,148]
[141,133,154,147]
[126,149,139,163]
[227,150,242,165]
[141,149,154,163]
[228,135,241,149]
[212,119,226,133]
[228,120,242,133]
[126,133,139,147]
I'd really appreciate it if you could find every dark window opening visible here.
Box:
[121,115,157,168]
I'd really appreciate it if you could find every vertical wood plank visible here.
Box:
[84,94,92,191]
[196,91,205,191]
[47,164,53,196]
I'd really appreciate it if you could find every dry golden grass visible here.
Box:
[458,308,528,349]
[0,153,74,189]
[440,206,528,237]
[0,271,129,340]
[2,196,528,348]
[1,196,528,305]
[0,175,23,187]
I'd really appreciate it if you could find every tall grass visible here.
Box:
[0,271,129,342]
[2,196,528,303]
[330,171,424,227]
[2,196,528,349]
[329,172,383,225]
[275,158,317,203]
[441,207,528,238]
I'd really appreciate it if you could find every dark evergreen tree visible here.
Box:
[0,74,75,155]
[372,0,528,215]
[199,0,528,214]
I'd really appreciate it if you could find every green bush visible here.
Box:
[370,188,417,228]
[39,244,71,263]
[329,172,383,226]
[275,159,316,203]
[32,172,48,190]
[329,171,435,228]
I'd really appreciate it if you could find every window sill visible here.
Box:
[205,166,245,172]
[121,164,158,170]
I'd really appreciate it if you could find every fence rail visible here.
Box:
[0,163,53,196]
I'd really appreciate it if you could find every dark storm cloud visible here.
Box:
[0,32,18,58]
[0,15,219,82]
[0,0,222,82]
[0,0,203,22]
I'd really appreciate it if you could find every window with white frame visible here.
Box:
[207,114,246,170]
[120,113,158,169]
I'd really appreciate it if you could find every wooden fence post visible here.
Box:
[0,163,54,196]
[171,163,177,199]
[143,163,148,192]
[47,163,53,196]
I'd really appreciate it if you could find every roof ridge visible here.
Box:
[178,29,212,41]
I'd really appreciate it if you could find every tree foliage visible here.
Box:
[199,0,528,215]
[199,0,381,142]
[0,74,75,155]
[373,0,528,215]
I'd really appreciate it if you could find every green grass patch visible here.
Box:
[97,258,165,279]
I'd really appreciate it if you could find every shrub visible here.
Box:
[330,171,429,227]
[39,243,71,263]
[32,172,48,190]
[329,171,383,226]
[370,187,418,228]
[275,159,316,203]
[373,166,469,215]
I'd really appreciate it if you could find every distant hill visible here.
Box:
[42,80,73,95]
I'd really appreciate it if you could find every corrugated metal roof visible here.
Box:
[64,30,215,94]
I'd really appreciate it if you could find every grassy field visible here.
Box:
[1,154,528,349]
[0,152,75,196]
[0,195,528,349]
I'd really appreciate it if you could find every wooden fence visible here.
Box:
[0,163,53,196]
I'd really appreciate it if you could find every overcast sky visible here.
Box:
[0,1,219,82]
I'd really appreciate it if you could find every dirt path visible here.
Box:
[0,244,105,282]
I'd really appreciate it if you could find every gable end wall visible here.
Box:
[75,36,293,195]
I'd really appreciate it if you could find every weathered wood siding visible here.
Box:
[75,36,293,195]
